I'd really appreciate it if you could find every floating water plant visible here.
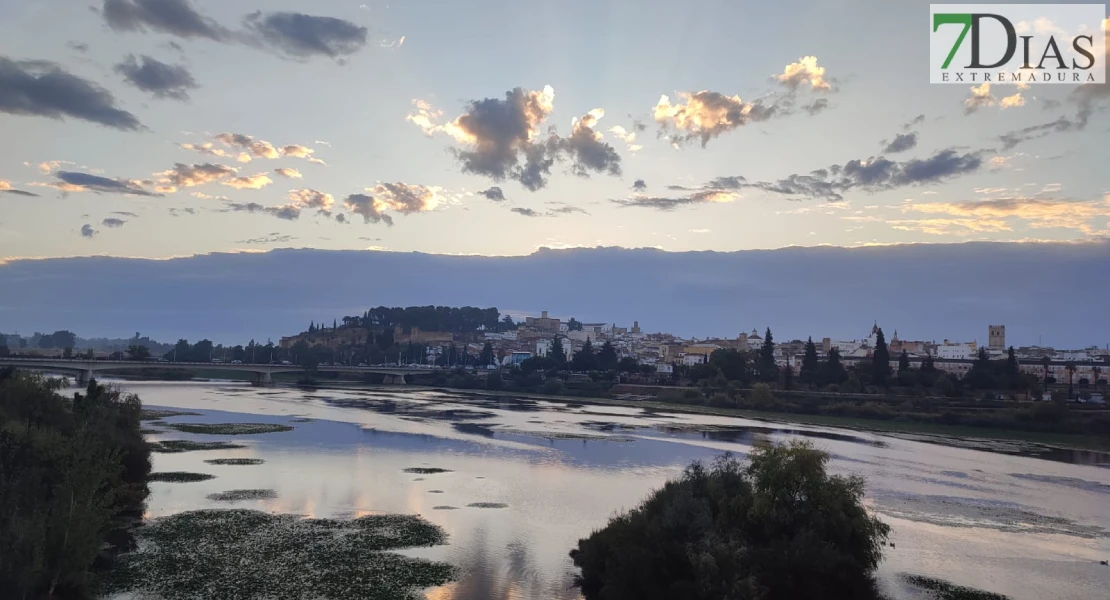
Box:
[151,440,246,453]
[104,509,455,600]
[402,467,452,474]
[149,472,215,483]
[206,489,278,502]
[204,458,265,466]
[163,422,293,435]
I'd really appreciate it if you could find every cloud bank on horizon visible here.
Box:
[1,242,1106,349]
[0,1,1108,260]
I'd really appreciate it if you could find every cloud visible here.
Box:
[225,201,301,221]
[335,213,346,223]
[511,207,540,217]
[214,132,280,160]
[168,207,196,216]
[286,188,334,211]
[548,205,588,216]
[1000,92,1025,109]
[903,195,1110,235]
[222,173,273,190]
[632,179,647,191]
[102,0,229,41]
[882,132,918,154]
[279,144,314,158]
[775,56,832,91]
[998,116,1082,149]
[964,83,995,114]
[479,186,505,201]
[341,183,442,225]
[68,42,90,53]
[80,224,97,238]
[0,179,39,197]
[178,142,247,162]
[236,232,296,244]
[677,149,982,203]
[548,108,622,178]
[343,194,391,225]
[274,167,302,179]
[608,125,642,152]
[155,162,237,191]
[653,90,777,147]
[113,54,198,101]
[41,171,159,196]
[244,11,367,59]
[36,160,73,173]
[0,57,142,130]
[903,114,925,130]
[802,98,829,115]
[612,187,741,211]
[112,211,139,217]
[101,217,126,228]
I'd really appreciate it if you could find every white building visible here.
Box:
[936,342,975,360]
[682,353,707,366]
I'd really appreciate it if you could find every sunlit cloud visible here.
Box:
[221,172,273,190]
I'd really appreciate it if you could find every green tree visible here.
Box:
[570,442,889,600]
[759,327,778,382]
[0,344,8,358]
[872,328,890,385]
[62,346,73,359]
[821,348,848,385]
[572,338,599,372]
[500,315,517,331]
[550,336,567,367]
[598,341,618,371]
[898,350,910,374]
[1006,346,1019,377]
[567,317,583,331]
[800,337,819,385]
[479,342,495,366]
[750,382,774,407]
[617,356,639,373]
[708,348,751,383]
[127,344,151,361]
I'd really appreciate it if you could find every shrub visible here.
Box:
[570,442,889,600]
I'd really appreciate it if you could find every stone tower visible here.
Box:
[988,325,1005,351]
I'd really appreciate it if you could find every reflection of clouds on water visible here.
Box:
[426,527,581,600]
[871,492,1107,539]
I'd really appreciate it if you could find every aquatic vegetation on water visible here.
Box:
[428,490,444,493]
[467,502,508,509]
[140,409,200,421]
[151,440,246,453]
[207,489,278,502]
[140,428,163,435]
[403,467,453,474]
[164,422,294,435]
[432,506,458,510]
[103,509,455,600]
[873,492,1107,539]
[901,574,1010,600]
[204,458,265,466]
[149,472,216,483]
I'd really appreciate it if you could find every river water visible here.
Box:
[120,380,1110,600]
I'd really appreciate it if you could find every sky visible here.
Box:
[1,0,1108,260]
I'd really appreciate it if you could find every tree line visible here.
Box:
[0,370,151,599]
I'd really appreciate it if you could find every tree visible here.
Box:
[759,327,778,382]
[570,442,890,600]
[822,348,848,385]
[571,338,599,372]
[0,343,8,358]
[872,328,890,385]
[708,348,751,383]
[567,317,583,331]
[598,341,618,371]
[127,345,151,361]
[617,356,639,373]
[750,382,774,407]
[1005,346,1019,377]
[898,350,910,374]
[500,315,517,331]
[1065,361,1077,400]
[62,346,73,359]
[479,342,495,366]
[550,336,567,367]
[800,337,819,385]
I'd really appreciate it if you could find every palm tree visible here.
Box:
[1065,361,1077,400]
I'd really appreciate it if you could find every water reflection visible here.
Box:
[121,381,1110,600]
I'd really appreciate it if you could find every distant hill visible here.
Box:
[1,241,1107,348]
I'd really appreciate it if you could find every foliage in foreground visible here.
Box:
[104,509,455,600]
[901,574,1010,600]
[570,441,890,600]
[0,370,151,599]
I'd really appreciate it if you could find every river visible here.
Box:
[119,380,1110,600]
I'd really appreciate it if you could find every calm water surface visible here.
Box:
[120,380,1110,600]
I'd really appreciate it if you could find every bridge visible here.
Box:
[0,358,442,386]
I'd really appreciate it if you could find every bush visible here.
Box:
[749,382,774,408]
[541,379,565,395]
[570,442,889,600]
